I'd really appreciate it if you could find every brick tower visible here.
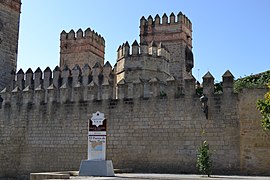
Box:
[140,12,194,92]
[60,28,105,69]
[0,0,21,91]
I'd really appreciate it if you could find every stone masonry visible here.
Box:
[0,65,269,178]
[60,28,105,69]
[115,40,171,84]
[0,0,21,91]
[0,67,242,177]
[239,88,270,175]
[140,13,194,93]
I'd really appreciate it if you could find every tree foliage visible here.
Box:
[234,71,270,130]
[196,141,212,177]
[256,85,270,130]
[234,70,270,92]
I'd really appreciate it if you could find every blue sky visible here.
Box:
[17,0,270,82]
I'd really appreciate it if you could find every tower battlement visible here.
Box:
[115,40,171,83]
[140,12,192,30]
[60,28,105,45]
[140,12,192,47]
[60,28,105,69]
[116,40,170,59]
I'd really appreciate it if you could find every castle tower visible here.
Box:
[115,40,171,84]
[0,0,21,90]
[140,12,194,91]
[60,28,105,69]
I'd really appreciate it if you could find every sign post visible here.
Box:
[79,111,115,177]
[88,111,106,160]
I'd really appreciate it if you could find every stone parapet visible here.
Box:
[140,12,192,48]
[0,68,236,106]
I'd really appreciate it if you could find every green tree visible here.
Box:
[197,140,212,177]
[234,70,270,92]
[256,85,270,130]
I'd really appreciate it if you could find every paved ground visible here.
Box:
[66,173,270,180]
[30,171,270,180]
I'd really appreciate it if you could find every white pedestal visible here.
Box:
[79,160,115,177]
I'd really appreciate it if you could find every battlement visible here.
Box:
[116,40,170,59]
[60,28,105,45]
[140,12,192,30]
[60,28,105,69]
[0,0,21,12]
[140,12,192,48]
[0,68,235,106]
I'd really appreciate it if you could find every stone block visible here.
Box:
[79,160,115,177]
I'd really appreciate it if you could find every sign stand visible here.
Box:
[79,111,115,177]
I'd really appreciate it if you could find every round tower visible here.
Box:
[0,0,21,91]
[140,12,194,93]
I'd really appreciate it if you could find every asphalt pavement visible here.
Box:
[66,173,270,180]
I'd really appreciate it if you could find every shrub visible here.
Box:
[196,140,212,177]
[234,70,270,92]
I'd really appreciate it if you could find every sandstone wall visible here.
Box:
[0,67,269,178]
[239,88,270,175]
[0,96,240,176]
[0,70,241,177]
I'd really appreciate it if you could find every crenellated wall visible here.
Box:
[0,68,270,177]
[1,69,264,177]
[0,63,115,104]
[60,28,105,69]
[115,40,171,84]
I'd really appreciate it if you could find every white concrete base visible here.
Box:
[79,160,115,177]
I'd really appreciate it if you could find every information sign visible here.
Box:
[88,111,106,160]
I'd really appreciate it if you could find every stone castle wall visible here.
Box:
[239,88,270,175]
[1,67,269,178]
[0,0,21,91]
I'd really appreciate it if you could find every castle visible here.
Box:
[0,1,270,179]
